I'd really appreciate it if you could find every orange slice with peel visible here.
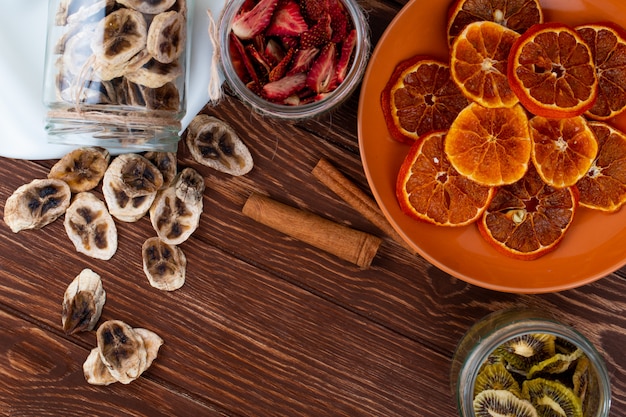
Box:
[396,131,495,226]
[529,115,598,188]
[450,20,520,108]
[478,165,579,260]
[508,22,599,119]
[446,0,543,48]
[576,22,626,120]
[577,121,626,212]
[381,56,470,144]
[445,102,531,187]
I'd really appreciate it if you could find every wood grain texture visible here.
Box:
[0,311,227,417]
[0,0,625,415]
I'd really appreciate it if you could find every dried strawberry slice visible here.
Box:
[280,35,300,50]
[306,42,337,93]
[300,13,332,49]
[263,72,307,100]
[229,34,252,83]
[264,38,286,66]
[266,0,308,37]
[239,0,257,13]
[230,32,260,84]
[245,43,272,76]
[269,48,295,82]
[328,0,349,43]
[335,28,356,83]
[301,0,329,22]
[246,80,264,96]
[232,0,279,40]
[287,47,319,75]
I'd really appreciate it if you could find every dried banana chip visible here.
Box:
[84,323,163,385]
[116,77,147,107]
[142,237,187,291]
[133,328,164,371]
[174,167,205,205]
[102,153,164,222]
[4,179,71,233]
[143,151,177,187]
[62,268,106,334]
[97,320,147,384]
[48,147,111,193]
[64,192,118,260]
[94,49,152,82]
[147,11,186,64]
[91,9,147,68]
[149,168,204,245]
[186,114,254,176]
[142,82,181,111]
[83,347,118,386]
[169,0,187,17]
[125,60,183,88]
[117,0,177,14]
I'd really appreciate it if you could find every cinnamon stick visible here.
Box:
[242,193,381,268]
[312,158,415,253]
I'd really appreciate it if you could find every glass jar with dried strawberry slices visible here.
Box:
[219,0,370,119]
[42,0,191,151]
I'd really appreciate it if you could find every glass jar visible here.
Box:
[218,0,370,120]
[451,308,611,417]
[42,0,191,152]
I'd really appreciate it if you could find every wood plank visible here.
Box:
[0,310,228,416]
[0,229,458,416]
[0,162,457,416]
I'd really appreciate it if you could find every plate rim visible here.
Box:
[357,0,626,293]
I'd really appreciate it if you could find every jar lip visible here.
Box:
[454,314,612,417]
[218,0,371,119]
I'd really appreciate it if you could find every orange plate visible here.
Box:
[358,0,626,293]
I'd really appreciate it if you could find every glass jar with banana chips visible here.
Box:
[451,309,611,417]
[43,0,190,151]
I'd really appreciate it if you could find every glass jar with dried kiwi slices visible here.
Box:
[42,0,191,152]
[451,309,611,417]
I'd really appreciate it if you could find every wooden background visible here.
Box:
[1,0,625,415]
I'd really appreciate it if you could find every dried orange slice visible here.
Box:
[577,121,626,212]
[529,115,598,188]
[396,131,495,227]
[508,22,599,118]
[477,165,579,260]
[445,102,531,187]
[450,21,520,108]
[381,56,470,144]
[576,22,626,120]
[446,0,543,47]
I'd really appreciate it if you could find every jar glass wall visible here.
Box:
[42,0,191,152]
[451,309,611,417]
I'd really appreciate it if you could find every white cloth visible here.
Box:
[0,0,225,160]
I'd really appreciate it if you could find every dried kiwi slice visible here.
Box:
[474,389,538,417]
[522,378,583,417]
[573,356,601,417]
[527,349,584,379]
[555,338,580,355]
[474,363,522,398]
[572,356,590,402]
[498,333,557,374]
